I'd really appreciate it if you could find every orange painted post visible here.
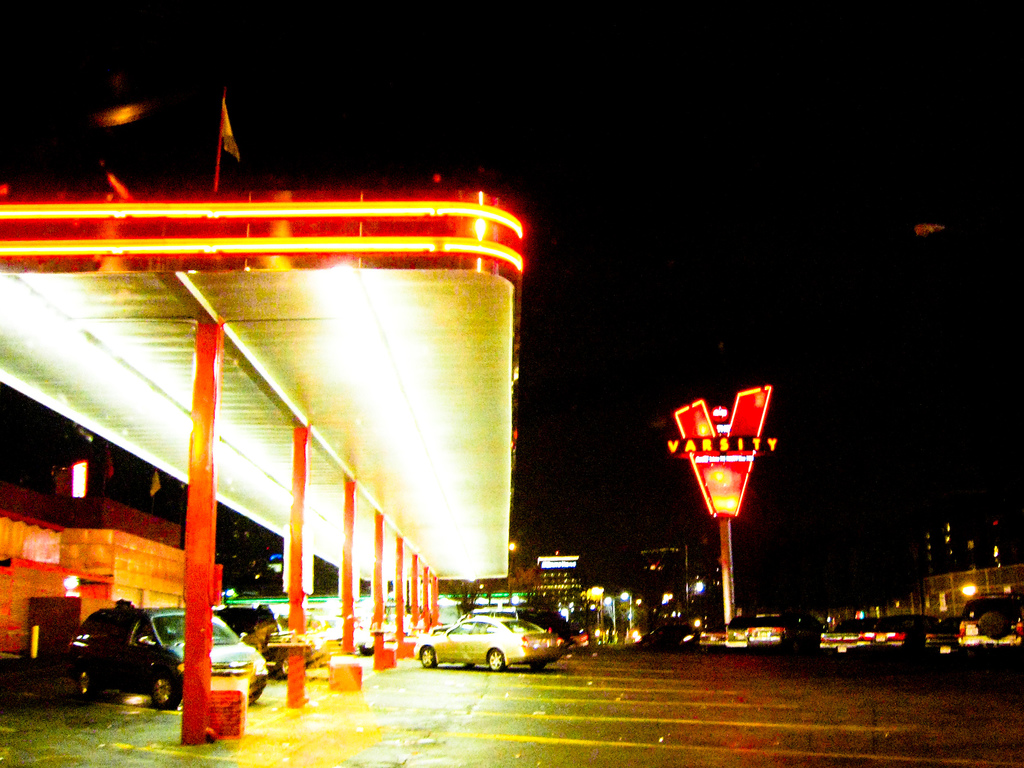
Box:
[432,574,439,627]
[372,511,385,666]
[394,536,407,657]
[410,553,420,631]
[181,322,223,746]
[422,566,431,631]
[288,426,309,708]
[342,480,356,654]
[395,536,403,647]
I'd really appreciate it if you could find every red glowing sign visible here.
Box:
[669,385,774,518]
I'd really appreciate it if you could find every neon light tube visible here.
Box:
[0,201,523,238]
[0,237,523,272]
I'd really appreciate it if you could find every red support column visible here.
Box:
[432,574,439,627]
[372,511,385,666]
[181,322,223,746]
[394,536,407,657]
[288,426,309,708]
[342,480,356,654]
[422,565,431,631]
[410,553,420,632]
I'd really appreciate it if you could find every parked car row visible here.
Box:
[673,593,1024,658]
[724,613,824,653]
[67,601,269,710]
[821,614,939,654]
[819,595,1024,657]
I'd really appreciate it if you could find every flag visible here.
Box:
[100,160,132,200]
[220,95,240,161]
[914,223,945,237]
[150,470,161,497]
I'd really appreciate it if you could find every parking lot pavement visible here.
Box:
[0,654,382,767]
[5,648,1024,766]
[347,647,1024,767]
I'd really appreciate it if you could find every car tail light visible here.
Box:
[886,632,906,642]
[861,632,876,641]
[521,635,530,648]
[958,621,967,639]
[1016,621,1024,638]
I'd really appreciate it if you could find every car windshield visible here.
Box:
[151,614,241,646]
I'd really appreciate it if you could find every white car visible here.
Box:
[414,615,564,671]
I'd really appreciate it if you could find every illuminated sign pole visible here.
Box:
[669,386,776,625]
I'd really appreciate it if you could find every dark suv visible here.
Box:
[67,602,269,709]
[214,604,279,654]
[960,593,1024,651]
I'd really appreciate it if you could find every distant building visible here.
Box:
[0,480,183,655]
[535,555,582,608]
[920,490,1022,575]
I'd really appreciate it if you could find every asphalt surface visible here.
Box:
[3,647,1024,766]
[0,653,380,767]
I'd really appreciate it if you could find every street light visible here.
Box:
[620,591,632,636]
[603,596,616,641]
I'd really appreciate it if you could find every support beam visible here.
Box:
[342,480,356,654]
[720,516,736,625]
[372,511,385,662]
[394,536,407,657]
[410,553,420,631]
[422,565,431,631]
[288,426,309,708]
[181,322,223,746]
[432,574,439,627]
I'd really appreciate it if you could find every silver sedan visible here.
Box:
[415,616,564,671]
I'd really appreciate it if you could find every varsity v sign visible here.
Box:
[669,385,775,518]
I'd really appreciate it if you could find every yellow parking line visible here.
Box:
[445,732,1018,767]
[378,706,910,733]
[484,694,797,709]
[499,682,741,695]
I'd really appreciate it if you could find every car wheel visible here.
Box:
[529,661,547,671]
[420,646,438,668]
[150,671,182,710]
[248,681,265,705]
[359,644,374,657]
[486,648,506,672]
[74,668,100,699]
[978,611,1012,639]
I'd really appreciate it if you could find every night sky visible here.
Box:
[2,10,1019,613]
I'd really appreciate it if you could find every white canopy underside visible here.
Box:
[0,267,514,579]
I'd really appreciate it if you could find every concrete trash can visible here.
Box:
[210,672,249,738]
[329,656,362,691]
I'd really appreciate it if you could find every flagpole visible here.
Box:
[214,86,227,194]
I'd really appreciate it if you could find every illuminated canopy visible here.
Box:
[0,200,523,579]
